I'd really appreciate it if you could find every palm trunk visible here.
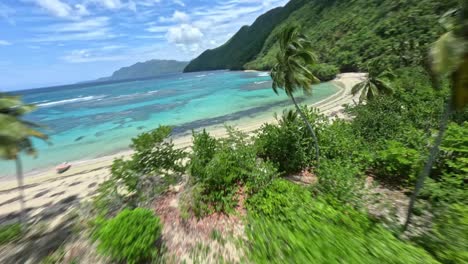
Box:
[403,100,452,231]
[15,156,26,227]
[290,93,320,166]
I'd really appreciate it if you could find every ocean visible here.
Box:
[0,71,338,177]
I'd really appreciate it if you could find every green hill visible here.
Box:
[183,0,307,72]
[184,0,457,73]
[102,59,188,81]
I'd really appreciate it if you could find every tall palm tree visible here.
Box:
[271,26,321,165]
[0,94,47,226]
[351,68,394,103]
[404,1,467,231]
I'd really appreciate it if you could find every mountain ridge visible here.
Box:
[184,0,457,73]
[100,59,188,82]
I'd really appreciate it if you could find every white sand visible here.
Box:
[0,73,366,219]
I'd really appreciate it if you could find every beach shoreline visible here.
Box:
[0,72,365,220]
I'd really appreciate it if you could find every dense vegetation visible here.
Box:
[185,0,458,73]
[99,59,188,81]
[246,180,438,264]
[1,1,466,263]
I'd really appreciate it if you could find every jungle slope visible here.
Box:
[184,0,458,72]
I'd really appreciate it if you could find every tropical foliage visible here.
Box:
[351,69,394,102]
[0,94,47,225]
[271,26,321,164]
[186,0,458,73]
[0,94,47,159]
[94,126,185,214]
[186,127,277,217]
[94,208,163,264]
[246,180,439,264]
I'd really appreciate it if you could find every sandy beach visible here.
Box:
[0,73,365,222]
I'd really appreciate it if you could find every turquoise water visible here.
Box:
[0,71,338,177]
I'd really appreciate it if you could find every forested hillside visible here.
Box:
[184,0,458,72]
[101,59,188,81]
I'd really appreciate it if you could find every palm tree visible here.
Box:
[271,26,321,165]
[351,68,394,103]
[404,1,467,231]
[0,94,47,226]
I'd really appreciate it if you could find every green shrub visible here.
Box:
[246,179,312,222]
[318,120,372,167]
[421,122,468,204]
[374,140,422,184]
[188,128,277,217]
[315,159,365,207]
[347,67,445,145]
[94,208,162,264]
[189,129,218,182]
[310,63,340,81]
[0,223,22,245]
[255,109,318,174]
[246,181,438,263]
[416,203,468,264]
[131,125,186,175]
[94,126,186,214]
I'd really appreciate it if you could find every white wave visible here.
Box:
[254,81,268,84]
[195,74,207,78]
[32,99,51,104]
[257,72,270,77]
[38,95,103,107]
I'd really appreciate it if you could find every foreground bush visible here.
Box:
[0,223,22,245]
[255,108,320,174]
[374,140,421,185]
[422,122,468,204]
[94,208,162,264]
[246,180,438,263]
[94,126,186,214]
[416,203,468,264]
[318,119,372,167]
[315,159,365,207]
[188,127,277,217]
[246,179,311,222]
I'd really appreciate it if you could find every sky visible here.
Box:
[0,0,288,91]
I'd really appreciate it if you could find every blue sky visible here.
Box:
[0,0,288,91]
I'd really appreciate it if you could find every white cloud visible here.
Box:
[173,0,185,7]
[159,10,190,23]
[166,24,203,45]
[101,44,126,51]
[33,29,116,42]
[62,48,126,63]
[32,16,116,42]
[91,0,122,10]
[33,0,95,18]
[136,0,161,7]
[75,4,90,16]
[87,0,137,11]
[146,25,169,33]
[0,40,11,46]
[128,0,137,12]
[173,10,189,22]
[0,3,15,24]
[41,17,110,32]
[35,0,72,17]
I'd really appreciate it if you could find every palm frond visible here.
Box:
[0,94,48,160]
[351,82,365,96]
